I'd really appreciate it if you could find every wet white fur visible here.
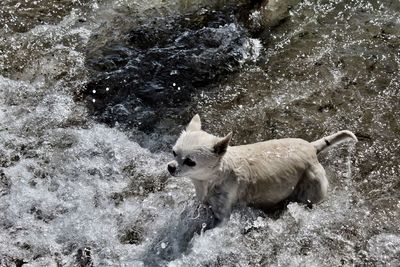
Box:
[168,115,357,220]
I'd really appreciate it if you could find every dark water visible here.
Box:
[84,7,254,135]
[0,0,399,266]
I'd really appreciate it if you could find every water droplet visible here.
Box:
[172,83,176,87]
[92,90,96,94]
[161,242,166,249]
[92,99,96,103]
[105,87,109,91]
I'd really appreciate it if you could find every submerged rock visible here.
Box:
[83,7,259,133]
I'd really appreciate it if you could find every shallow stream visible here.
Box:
[0,0,399,266]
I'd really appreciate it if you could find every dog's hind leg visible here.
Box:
[292,163,329,205]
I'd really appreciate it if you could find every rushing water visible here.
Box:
[1,0,399,266]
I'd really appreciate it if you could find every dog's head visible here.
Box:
[167,114,232,180]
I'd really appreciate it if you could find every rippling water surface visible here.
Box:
[0,0,399,266]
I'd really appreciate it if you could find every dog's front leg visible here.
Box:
[207,190,231,222]
[191,179,208,202]
[207,179,238,223]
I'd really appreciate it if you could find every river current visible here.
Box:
[0,0,399,266]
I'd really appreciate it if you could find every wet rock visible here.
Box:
[109,192,124,206]
[29,206,56,223]
[0,149,11,168]
[0,170,11,196]
[119,226,144,245]
[10,153,20,162]
[76,247,93,267]
[14,258,28,267]
[83,7,256,134]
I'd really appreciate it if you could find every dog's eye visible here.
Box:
[173,150,177,157]
[183,158,196,167]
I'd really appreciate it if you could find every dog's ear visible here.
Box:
[214,132,232,155]
[186,114,201,132]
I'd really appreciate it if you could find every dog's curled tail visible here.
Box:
[312,130,358,154]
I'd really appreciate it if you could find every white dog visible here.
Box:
[168,114,357,221]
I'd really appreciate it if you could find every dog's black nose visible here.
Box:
[168,164,176,174]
